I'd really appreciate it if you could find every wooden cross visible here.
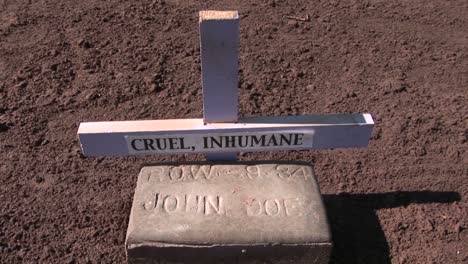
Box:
[77,11,374,161]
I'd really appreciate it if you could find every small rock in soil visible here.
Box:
[49,49,59,56]
[287,20,298,27]
[17,80,28,88]
[34,176,45,183]
[306,84,316,90]
[0,122,11,132]
[78,39,91,49]
[85,92,99,101]
[137,63,147,71]
[50,63,59,71]
[381,78,407,94]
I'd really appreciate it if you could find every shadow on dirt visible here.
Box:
[323,191,461,264]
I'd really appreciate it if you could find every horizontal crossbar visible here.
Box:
[78,114,374,157]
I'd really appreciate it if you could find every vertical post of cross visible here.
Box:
[199,11,240,161]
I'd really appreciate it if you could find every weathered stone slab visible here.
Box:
[126,163,332,263]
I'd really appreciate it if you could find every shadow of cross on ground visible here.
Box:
[323,191,461,264]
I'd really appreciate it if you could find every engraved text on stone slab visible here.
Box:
[126,164,330,245]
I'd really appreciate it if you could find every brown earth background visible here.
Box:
[0,0,467,263]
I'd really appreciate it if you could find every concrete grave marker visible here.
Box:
[126,164,331,264]
[77,10,374,264]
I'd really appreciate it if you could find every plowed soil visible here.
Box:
[0,0,467,263]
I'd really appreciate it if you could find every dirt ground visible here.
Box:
[0,0,467,263]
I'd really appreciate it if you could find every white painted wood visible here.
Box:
[76,11,376,161]
[199,11,240,161]
[78,114,374,157]
[199,11,239,123]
